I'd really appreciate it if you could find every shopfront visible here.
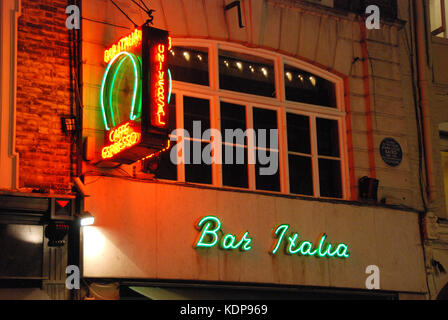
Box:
[83,176,426,299]
[80,0,428,299]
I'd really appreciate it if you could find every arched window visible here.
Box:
[156,39,349,200]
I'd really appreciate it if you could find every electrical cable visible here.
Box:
[139,0,150,12]
[130,0,148,14]
[406,0,432,299]
[403,0,428,212]
[129,0,155,25]
[110,0,138,27]
[82,17,130,29]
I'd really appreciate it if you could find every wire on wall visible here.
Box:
[110,0,138,27]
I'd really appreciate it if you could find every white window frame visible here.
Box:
[167,38,350,200]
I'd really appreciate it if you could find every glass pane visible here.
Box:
[429,0,443,34]
[288,155,313,196]
[219,50,276,98]
[156,144,177,181]
[253,108,278,149]
[0,225,43,278]
[319,159,342,199]
[168,46,209,86]
[256,150,280,192]
[317,118,340,157]
[287,113,311,154]
[156,94,177,180]
[222,145,248,188]
[185,142,212,184]
[183,96,210,138]
[221,102,247,146]
[285,64,336,108]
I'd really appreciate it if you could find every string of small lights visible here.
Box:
[169,46,318,89]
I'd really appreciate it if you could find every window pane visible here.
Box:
[156,145,177,181]
[253,107,277,149]
[253,107,280,191]
[156,94,177,180]
[0,225,43,278]
[219,50,276,98]
[256,151,280,192]
[221,102,246,145]
[288,155,313,196]
[168,46,209,86]
[183,96,211,184]
[285,64,336,108]
[222,145,248,188]
[287,113,311,154]
[183,96,210,137]
[319,159,342,199]
[317,118,340,157]
[185,142,212,184]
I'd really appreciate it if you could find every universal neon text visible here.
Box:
[154,44,167,127]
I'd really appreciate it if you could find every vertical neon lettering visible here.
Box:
[271,224,289,255]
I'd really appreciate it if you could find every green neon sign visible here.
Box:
[195,216,252,252]
[100,51,141,131]
[271,224,350,258]
[100,51,173,131]
[194,216,350,259]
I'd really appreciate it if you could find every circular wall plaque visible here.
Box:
[380,138,403,167]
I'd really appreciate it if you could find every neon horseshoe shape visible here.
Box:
[100,51,141,131]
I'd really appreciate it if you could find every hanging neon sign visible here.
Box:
[100,51,141,131]
[104,28,142,63]
[154,44,167,126]
[148,31,170,129]
[194,216,350,259]
[99,26,173,164]
[101,122,141,160]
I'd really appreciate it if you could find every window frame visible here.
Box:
[166,38,350,200]
[431,0,447,38]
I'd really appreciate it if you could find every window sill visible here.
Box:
[84,173,420,214]
[432,36,448,46]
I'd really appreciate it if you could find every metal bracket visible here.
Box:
[224,1,245,28]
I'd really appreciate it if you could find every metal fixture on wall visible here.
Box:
[358,176,379,202]
[61,116,77,136]
[79,212,95,227]
[224,1,245,28]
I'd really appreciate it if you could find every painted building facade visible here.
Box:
[1,0,448,300]
[80,0,432,299]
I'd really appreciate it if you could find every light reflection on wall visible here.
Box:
[6,225,43,244]
[83,226,105,259]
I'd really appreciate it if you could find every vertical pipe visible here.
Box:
[358,16,377,179]
[414,0,435,203]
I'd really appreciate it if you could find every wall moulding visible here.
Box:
[0,0,21,190]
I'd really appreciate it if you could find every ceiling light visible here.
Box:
[261,67,268,77]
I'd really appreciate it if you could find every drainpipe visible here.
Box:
[414,0,438,300]
[414,0,435,204]
[358,16,377,179]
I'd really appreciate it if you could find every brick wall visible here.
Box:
[16,0,72,193]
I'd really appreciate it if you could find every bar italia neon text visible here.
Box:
[194,216,350,259]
